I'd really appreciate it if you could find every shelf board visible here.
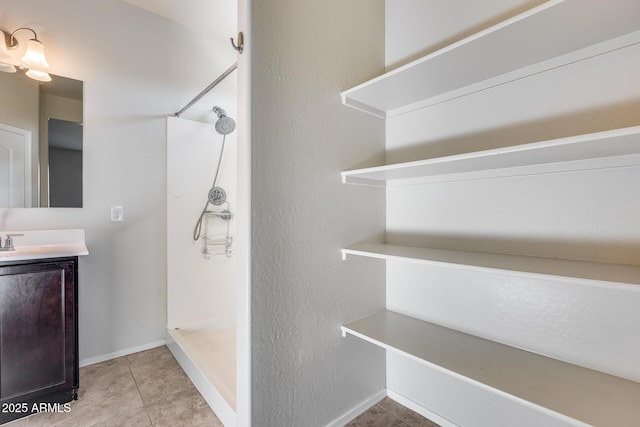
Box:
[341,126,640,186]
[341,1,640,118]
[342,310,640,426]
[342,243,640,288]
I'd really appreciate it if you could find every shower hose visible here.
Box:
[193,133,227,241]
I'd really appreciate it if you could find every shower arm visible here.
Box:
[174,62,238,118]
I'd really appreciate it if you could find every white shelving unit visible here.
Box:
[342,244,640,288]
[342,1,640,118]
[342,126,640,186]
[341,310,640,427]
[340,1,640,424]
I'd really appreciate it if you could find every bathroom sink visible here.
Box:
[0,229,88,262]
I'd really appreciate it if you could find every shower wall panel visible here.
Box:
[166,116,237,329]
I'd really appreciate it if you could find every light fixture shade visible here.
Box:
[0,31,11,58]
[0,63,17,73]
[21,38,49,69]
[25,68,51,82]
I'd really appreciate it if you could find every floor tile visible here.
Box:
[346,404,409,426]
[26,395,107,427]
[13,345,222,427]
[88,407,152,427]
[346,397,441,427]
[146,399,223,427]
[80,356,130,381]
[126,346,176,372]
[1,417,27,426]
[80,366,143,412]
[131,362,197,407]
[377,397,440,427]
[4,345,433,427]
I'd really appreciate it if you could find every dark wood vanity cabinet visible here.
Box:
[0,257,78,424]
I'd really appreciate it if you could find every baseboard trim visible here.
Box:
[79,339,166,367]
[387,389,458,427]
[325,389,387,427]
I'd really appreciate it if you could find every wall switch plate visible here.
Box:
[110,206,124,222]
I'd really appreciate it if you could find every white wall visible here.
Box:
[0,0,233,362]
[250,0,387,425]
[385,0,539,69]
[385,1,640,424]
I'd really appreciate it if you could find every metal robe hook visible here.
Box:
[230,32,244,54]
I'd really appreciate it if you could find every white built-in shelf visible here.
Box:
[342,1,640,118]
[341,310,640,426]
[341,126,640,186]
[342,243,640,288]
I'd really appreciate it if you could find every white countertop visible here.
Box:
[0,229,89,262]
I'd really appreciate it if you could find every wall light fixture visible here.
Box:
[0,27,51,82]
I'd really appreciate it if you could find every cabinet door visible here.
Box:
[0,260,76,401]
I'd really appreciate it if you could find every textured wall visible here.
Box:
[250,1,386,425]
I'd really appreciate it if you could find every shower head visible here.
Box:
[212,106,236,135]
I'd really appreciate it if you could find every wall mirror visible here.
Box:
[0,71,83,208]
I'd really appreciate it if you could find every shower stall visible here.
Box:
[165,63,239,426]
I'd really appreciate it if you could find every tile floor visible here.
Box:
[345,397,440,427]
[3,345,439,427]
[3,346,222,427]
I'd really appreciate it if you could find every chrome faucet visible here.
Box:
[0,234,24,251]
